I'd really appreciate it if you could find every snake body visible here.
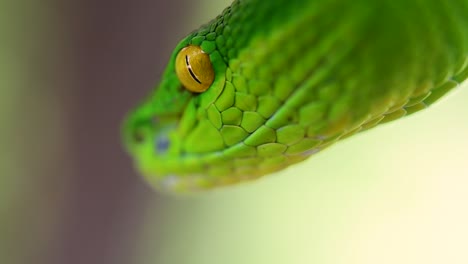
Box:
[124,0,468,192]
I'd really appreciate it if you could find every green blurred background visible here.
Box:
[1,0,467,263]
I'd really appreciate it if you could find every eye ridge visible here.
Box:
[185,55,202,85]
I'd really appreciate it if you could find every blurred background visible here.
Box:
[1,0,467,264]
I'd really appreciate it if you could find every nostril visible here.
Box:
[131,128,146,144]
[123,112,149,146]
[123,120,149,154]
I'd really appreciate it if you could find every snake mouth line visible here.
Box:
[156,172,254,192]
[156,174,205,192]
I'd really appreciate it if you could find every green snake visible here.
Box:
[123,0,468,192]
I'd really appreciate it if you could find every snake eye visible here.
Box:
[175,45,214,93]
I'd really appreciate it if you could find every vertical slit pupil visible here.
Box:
[185,55,202,84]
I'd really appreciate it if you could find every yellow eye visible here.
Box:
[175,45,215,93]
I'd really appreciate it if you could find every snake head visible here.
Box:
[123,33,246,192]
[123,16,317,192]
[123,4,369,193]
